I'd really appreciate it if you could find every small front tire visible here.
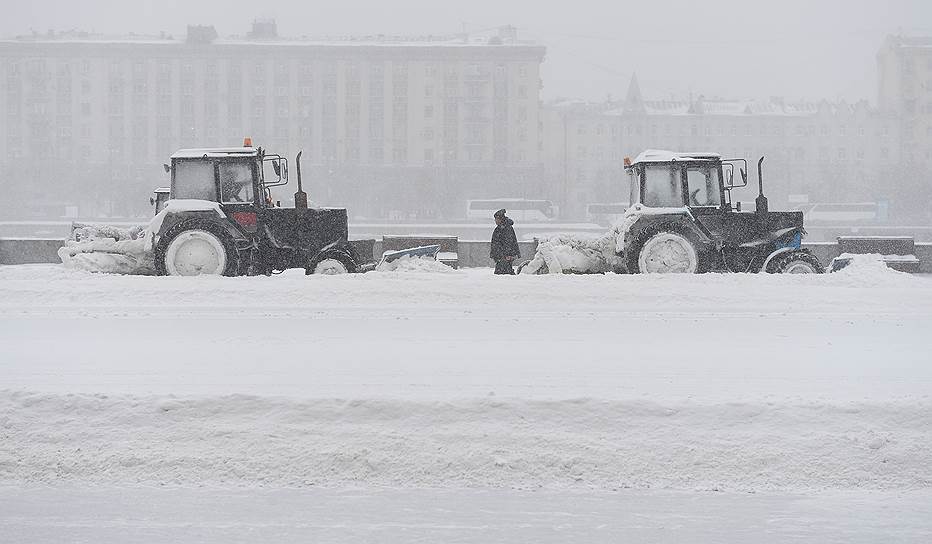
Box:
[307,253,354,275]
[767,250,824,274]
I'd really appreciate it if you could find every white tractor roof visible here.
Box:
[171,147,259,159]
[632,149,721,164]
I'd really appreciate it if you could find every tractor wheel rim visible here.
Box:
[314,258,348,275]
[165,231,226,276]
[785,261,815,274]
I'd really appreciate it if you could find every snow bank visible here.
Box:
[831,253,916,287]
[2,391,929,493]
[376,255,455,273]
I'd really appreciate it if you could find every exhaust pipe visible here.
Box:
[294,150,308,210]
[755,156,768,215]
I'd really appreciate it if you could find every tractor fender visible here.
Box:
[759,230,804,273]
[624,211,713,254]
[738,226,801,248]
[760,247,797,273]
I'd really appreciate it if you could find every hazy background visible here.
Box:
[4,0,932,103]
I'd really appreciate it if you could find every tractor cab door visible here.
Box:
[682,162,756,247]
[217,159,261,235]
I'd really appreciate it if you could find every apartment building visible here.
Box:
[0,23,546,220]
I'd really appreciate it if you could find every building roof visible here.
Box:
[0,29,542,50]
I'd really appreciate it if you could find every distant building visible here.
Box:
[542,74,904,219]
[0,23,545,220]
[877,35,932,221]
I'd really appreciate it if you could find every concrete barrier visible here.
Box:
[2,237,930,273]
[0,238,65,265]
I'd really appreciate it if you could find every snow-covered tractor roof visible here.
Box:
[170,147,260,160]
[630,149,721,165]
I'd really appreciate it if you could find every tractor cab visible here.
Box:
[626,150,725,210]
[620,150,821,274]
[167,145,286,211]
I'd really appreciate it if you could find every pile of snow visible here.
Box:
[60,222,154,275]
[376,254,455,273]
[3,391,929,492]
[831,253,916,287]
[58,237,155,275]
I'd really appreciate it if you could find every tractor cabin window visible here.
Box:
[642,165,684,208]
[685,166,722,207]
[627,168,639,205]
[173,160,217,201]
[219,161,255,204]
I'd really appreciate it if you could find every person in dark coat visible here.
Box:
[490,209,520,275]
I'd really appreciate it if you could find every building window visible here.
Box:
[424,105,434,118]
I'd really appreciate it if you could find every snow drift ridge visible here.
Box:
[3,391,929,492]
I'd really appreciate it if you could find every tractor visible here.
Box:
[151,141,369,276]
[620,150,824,274]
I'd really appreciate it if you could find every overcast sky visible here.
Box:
[3,0,931,103]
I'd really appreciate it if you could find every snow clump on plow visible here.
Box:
[59,223,155,275]
[520,209,644,274]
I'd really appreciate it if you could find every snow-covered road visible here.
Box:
[1,263,931,541]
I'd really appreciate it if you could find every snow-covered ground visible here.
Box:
[1,263,931,541]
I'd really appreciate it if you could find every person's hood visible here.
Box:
[499,216,514,227]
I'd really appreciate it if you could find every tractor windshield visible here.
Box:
[642,165,684,208]
[173,160,217,201]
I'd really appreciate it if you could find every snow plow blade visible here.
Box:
[379,245,441,266]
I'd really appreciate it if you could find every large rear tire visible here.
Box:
[155,220,239,277]
[767,249,824,274]
[630,229,701,274]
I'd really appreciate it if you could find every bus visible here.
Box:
[585,202,630,226]
[797,202,887,224]
[466,199,559,222]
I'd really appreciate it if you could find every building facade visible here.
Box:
[0,24,545,220]
[877,35,932,221]
[542,74,907,220]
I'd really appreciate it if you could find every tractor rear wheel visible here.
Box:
[155,220,239,277]
[767,250,824,274]
[632,230,700,274]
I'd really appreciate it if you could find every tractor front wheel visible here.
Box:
[767,250,824,274]
[155,220,239,277]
